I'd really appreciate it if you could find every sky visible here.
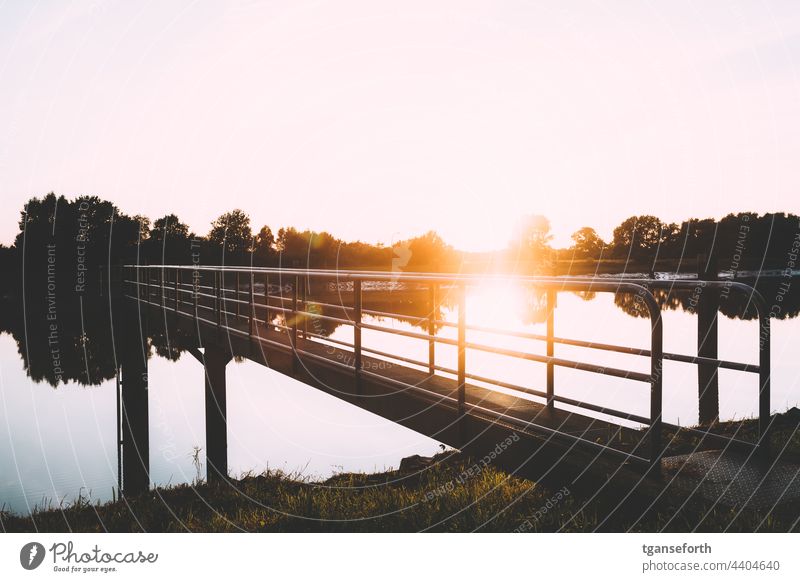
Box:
[1,0,800,251]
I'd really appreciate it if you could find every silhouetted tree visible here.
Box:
[508,214,553,273]
[252,226,276,266]
[151,214,189,241]
[570,227,606,258]
[276,227,309,267]
[666,218,718,260]
[146,213,192,263]
[132,214,151,241]
[659,222,681,256]
[337,240,393,270]
[515,215,552,253]
[0,244,14,295]
[275,227,343,268]
[612,215,663,260]
[403,231,458,272]
[208,209,252,263]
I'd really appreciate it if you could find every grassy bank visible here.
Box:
[3,445,799,533]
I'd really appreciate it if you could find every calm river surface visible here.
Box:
[2,277,799,515]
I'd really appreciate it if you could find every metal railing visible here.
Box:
[121,265,772,468]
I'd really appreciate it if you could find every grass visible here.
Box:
[2,444,800,533]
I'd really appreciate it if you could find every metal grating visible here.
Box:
[662,450,800,510]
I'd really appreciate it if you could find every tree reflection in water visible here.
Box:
[1,276,796,388]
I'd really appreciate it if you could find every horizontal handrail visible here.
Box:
[124,264,734,290]
[144,276,759,376]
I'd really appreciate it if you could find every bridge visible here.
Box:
[113,265,797,510]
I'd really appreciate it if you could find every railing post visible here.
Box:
[302,279,308,339]
[265,273,270,329]
[649,295,664,469]
[249,271,255,338]
[546,289,556,409]
[458,284,466,438]
[758,313,771,458]
[428,283,437,376]
[354,279,362,394]
[193,270,199,323]
[160,267,165,310]
[235,272,241,318]
[696,253,720,424]
[291,275,299,369]
[216,271,222,329]
[224,271,230,325]
[174,268,179,314]
[297,277,303,339]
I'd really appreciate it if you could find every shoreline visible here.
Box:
[4,413,800,533]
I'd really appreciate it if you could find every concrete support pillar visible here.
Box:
[204,347,232,483]
[120,336,150,496]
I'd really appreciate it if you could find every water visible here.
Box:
[0,335,444,515]
[1,277,799,515]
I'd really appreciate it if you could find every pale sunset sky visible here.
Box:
[1,0,799,250]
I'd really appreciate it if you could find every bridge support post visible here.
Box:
[546,290,556,409]
[120,326,150,497]
[696,254,719,425]
[204,347,232,483]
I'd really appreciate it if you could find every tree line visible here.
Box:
[564,213,800,268]
[0,193,461,297]
[0,193,798,300]
[507,212,800,274]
